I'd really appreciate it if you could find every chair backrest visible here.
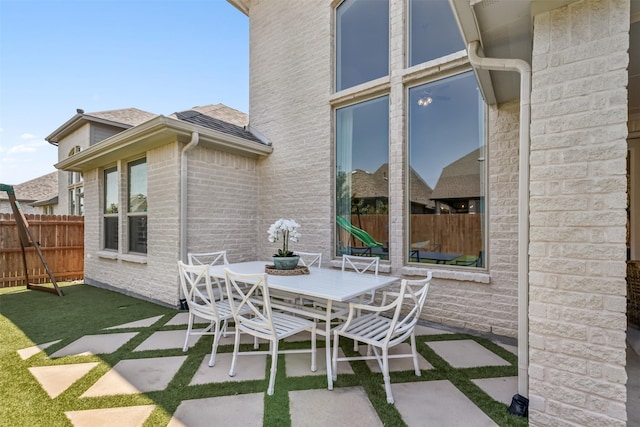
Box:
[382,272,432,342]
[177,261,220,319]
[296,251,322,268]
[342,254,379,275]
[224,269,277,341]
[188,251,229,267]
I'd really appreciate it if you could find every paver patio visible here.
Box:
[17,313,522,426]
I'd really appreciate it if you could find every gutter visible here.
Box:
[178,131,199,309]
[467,41,532,401]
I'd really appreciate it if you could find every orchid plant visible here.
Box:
[268,218,301,257]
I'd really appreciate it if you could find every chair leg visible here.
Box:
[183,312,194,352]
[410,333,421,376]
[310,327,317,372]
[382,347,394,404]
[229,329,241,377]
[208,321,221,367]
[332,332,340,381]
[267,340,278,395]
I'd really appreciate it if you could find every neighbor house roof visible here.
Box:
[0,172,58,202]
[350,164,433,208]
[430,148,482,201]
[46,108,157,145]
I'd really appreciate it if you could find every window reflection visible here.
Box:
[408,72,485,267]
[336,96,389,258]
[408,0,465,67]
[336,0,389,91]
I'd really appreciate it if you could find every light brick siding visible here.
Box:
[249,0,334,264]
[56,124,91,215]
[186,145,260,263]
[83,141,259,307]
[248,0,521,337]
[528,1,629,425]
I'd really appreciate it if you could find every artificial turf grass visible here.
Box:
[1,283,526,427]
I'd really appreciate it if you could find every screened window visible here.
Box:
[336,96,389,258]
[408,0,465,67]
[408,71,485,268]
[103,167,118,250]
[336,0,389,91]
[127,158,147,254]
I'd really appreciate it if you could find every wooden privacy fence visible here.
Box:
[343,214,483,256]
[0,214,84,287]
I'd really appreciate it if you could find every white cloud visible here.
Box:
[7,140,48,154]
[20,133,37,140]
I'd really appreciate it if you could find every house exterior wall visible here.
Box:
[84,143,182,306]
[249,0,334,263]
[528,1,630,425]
[247,0,521,337]
[56,124,91,215]
[186,146,260,263]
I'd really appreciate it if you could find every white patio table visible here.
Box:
[208,260,399,389]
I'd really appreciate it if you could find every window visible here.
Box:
[336,96,389,258]
[336,0,389,91]
[127,158,147,254]
[408,0,465,67]
[67,146,83,215]
[408,71,485,267]
[104,167,118,250]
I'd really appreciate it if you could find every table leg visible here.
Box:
[325,299,333,390]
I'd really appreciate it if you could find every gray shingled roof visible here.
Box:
[175,104,249,127]
[85,108,158,127]
[350,164,433,206]
[1,172,58,201]
[172,109,263,144]
[430,148,482,201]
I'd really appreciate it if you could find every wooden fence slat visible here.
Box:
[0,214,84,287]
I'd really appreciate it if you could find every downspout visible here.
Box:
[178,131,199,309]
[467,41,531,401]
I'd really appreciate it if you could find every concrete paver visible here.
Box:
[65,405,155,427]
[190,352,266,385]
[426,339,510,368]
[289,387,383,427]
[357,342,434,373]
[29,362,99,398]
[472,376,518,405]
[17,339,61,360]
[50,333,138,358]
[133,330,201,351]
[167,394,264,427]
[81,356,187,397]
[392,380,498,427]
[104,315,164,330]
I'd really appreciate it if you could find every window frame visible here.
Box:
[103,166,119,251]
[126,157,147,254]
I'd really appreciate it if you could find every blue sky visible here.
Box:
[0,0,249,185]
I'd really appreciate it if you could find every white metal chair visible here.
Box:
[188,251,230,298]
[332,273,432,404]
[342,254,379,275]
[177,260,235,367]
[296,251,323,268]
[224,268,317,395]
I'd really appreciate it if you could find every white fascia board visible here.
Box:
[227,0,249,15]
[45,114,132,145]
[55,115,272,172]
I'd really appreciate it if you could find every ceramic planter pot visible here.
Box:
[272,255,300,270]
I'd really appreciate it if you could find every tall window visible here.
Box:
[336,0,389,91]
[408,71,485,267]
[104,167,118,250]
[408,0,465,67]
[68,146,83,215]
[127,158,147,254]
[336,96,389,258]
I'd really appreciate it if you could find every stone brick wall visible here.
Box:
[528,1,630,425]
[248,0,334,263]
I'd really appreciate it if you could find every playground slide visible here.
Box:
[336,216,384,248]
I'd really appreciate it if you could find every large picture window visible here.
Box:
[408,0,465,67]
[103,167,118,250]
[336,96,389,258]
[336,0,389,91]
[408,71,485,268]
[127,158,147,254]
